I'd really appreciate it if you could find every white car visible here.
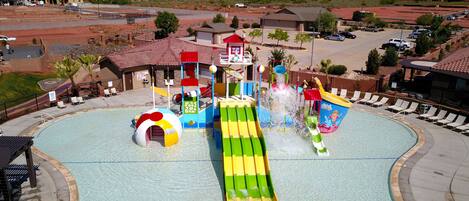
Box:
[234,3,247,8]
[0,35,16,42]
[24,1,36,6]
[388,38,411,49]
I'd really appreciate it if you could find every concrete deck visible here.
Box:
[1,87,468,201]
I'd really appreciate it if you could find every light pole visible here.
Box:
[258,64,265,116]
[209,64,217,132]
[310,36,315,69]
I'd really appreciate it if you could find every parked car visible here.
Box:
[325,34,345,41]
[0,35,16,42]
[24,1,36,6]
[2,2,10,6]
[234,3,247,8]
[446,15,456,20]
[364,26,384,32]
[409,29,431,39]
[381,43,406,51]
[339,31,356,39]
[388,38,411,49]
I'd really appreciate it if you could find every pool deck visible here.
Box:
[1,87,468,201]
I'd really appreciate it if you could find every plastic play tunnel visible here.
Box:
[314,78,352,133]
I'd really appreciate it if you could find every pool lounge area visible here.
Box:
[1,88,468,201]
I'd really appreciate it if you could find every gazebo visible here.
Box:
[0,136,37,201]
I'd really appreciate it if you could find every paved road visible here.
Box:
[242,28,413,72]
[1,45,42,60]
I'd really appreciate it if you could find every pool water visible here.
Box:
[34,108,416,201]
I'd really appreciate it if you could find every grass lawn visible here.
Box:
[0,72,57,108]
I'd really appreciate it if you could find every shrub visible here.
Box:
[403,49,413,57]
[212,14,225,23]
[230,16,239,29]
[445,43,451,52]
[416,14,433,26]
[352,10,373,22]
[186,27,196,37]
[366,49,381,75]
[328,65,347,75]
[251,22,261,28]
[379,0,395,5]
[32,38,38,45]
[242,23,250,29]
[415,34,432,56]
[381,47,398,66]
[438,49,445,61]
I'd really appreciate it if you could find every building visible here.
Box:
[261,7,329,32]
[194,23,235,45]
[98,37,224,91]
[400,47,469,109]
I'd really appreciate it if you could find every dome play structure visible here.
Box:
[133,108,182,147]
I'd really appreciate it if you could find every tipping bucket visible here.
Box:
[314,78,352,133]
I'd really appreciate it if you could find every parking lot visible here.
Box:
[241,28,413,72]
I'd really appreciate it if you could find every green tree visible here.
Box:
[328,65,347,75]
[415,34,432,56]
[268,49,286,87]
[154,11,179,38]
[230,16,239,29]
[186,27,196,36]
[318,12,337,33]
[78,54,101,82]
[319,59,333,89]
[268,28,289,46]
[55,56,81,95]
[294,32,312,49]
[284,54,298,84]
[381,47,398,66]
[416,14,433,26]
[248,28,263,43]
[366,49,381,75]
[212,13,226,23]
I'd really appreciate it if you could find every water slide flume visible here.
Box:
[220,100,277,201]
[305,115,329,156]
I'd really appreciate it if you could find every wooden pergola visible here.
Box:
[0,136,37,201]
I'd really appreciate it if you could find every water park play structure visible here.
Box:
[131,33,351,199]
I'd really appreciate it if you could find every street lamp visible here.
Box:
[257,64,265,116]
[209,64,217,133]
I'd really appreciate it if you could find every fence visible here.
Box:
[262,69,379,94]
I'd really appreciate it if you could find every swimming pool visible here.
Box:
[34,108,416,201]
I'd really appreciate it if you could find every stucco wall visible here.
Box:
[262,19,297,30]
[196,32,213,44]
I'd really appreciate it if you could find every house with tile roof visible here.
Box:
[98,37,225,91]
[400,47,469,109]
[261,7,330,32]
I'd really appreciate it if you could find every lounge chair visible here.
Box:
[387,99,403,110]
[71,97,79,105]
[392,101,409,112]
[77,97,85,104]
[349,91,361,102]
[455,123,469,132]
[111,88,117,95]
[357,92,372,104]
[104,89,111,97]
[436,113,457,125]
[339,89,347,99]
[402,102,419,114]
[446,115,466,129]
[427,110,447,122]
[365,95,379,105]
[331,88,338,96]
[57,101,66,109]
[372,97,389,107]
[418,106,437,119]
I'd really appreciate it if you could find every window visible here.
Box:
[163,69,175,79]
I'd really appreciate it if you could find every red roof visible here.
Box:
[223,34,246,44]
[434,47,469,76]
[107,37,223,70]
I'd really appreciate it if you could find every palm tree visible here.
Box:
[284,54,298,84]
[78,54,101,82]
[320,59,332,90]
[55,56,81,95]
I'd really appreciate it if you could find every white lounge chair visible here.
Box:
[77,97,85,104]
[387,99,403,110]
[455,123,469,131]
[71,97,79,105]
[436,113,457,125]
[402,102,419,114]
[418,106,437,119]
[111,88,117,95]
[427,110,447,122]
[357,92,372,103]
[372,97,389,107]
[392,101,409,112]
[331,88,338,96]
[446,115,466,129]
[104,89,111,97]
[365,95,379,105]
[339,89,347,99]
[57,101,66,109]
[349,91,361,102]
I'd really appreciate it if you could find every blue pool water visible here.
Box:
[34,108,416,201]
